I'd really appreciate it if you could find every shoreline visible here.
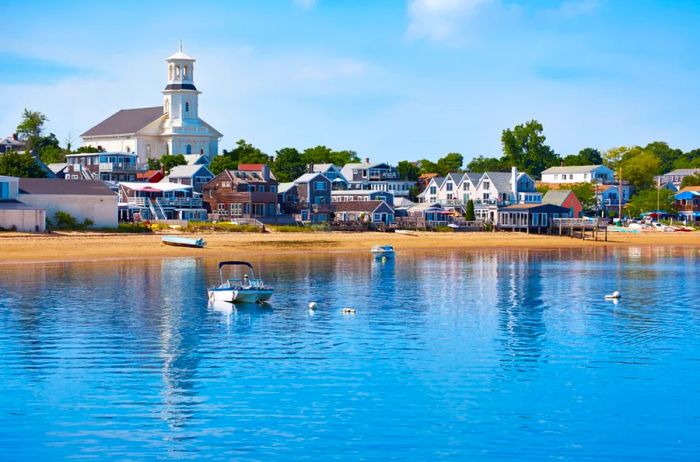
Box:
[0,230,698,265]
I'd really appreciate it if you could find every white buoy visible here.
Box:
[308,301,317,310]
[604,291,621,300]
[342,308,356,315]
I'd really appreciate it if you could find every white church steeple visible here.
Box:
[162,42,200,122]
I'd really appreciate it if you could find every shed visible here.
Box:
[18,178,118,229]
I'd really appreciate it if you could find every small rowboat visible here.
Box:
[161,235,206,248]
[370,245,395,259]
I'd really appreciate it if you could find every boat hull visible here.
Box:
[208,287,273,303]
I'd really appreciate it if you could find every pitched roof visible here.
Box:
[0,200,43,210]
[136,169,162,180]
[332,200,387,213]
[81,107,164,137]
[445,172,464,184]
[664,168,700,176]
[294,173,326,184]
[238,164,268,171]
[482,172,513,192]
[679,186,700,192]
[278,182,296,194]
[183,154,206,165]
[463,172,482,185]
[120,181,192,192]
[542,189,573,206]
[541,165,607,175]
[19,178,116,196]
[166,164,211,178]
[47,163,68,174]
[311,163,336,172]
[501,203,570,212]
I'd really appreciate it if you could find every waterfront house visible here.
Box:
[331,189,394,206]
[161,164,214,194]
[332,200,394,224]
[597,184,630,216]
[202,165,279,221]
[19,178,117,228]
[0,175,46,232]
[418,172,481,206]
[393,197,416,217]
[340,159,414,197]
[280,173,333,223]
[403,202,458,227]
[540,165,614,184]
[498,203,571,233]
[472,168,540,223]
[310,164,348,189]
[118,181,207,221]
[675,186,700,223]
[64,152,141,182]
[0,134,26,153]
[542,189,583,218]
[655,168,700,190]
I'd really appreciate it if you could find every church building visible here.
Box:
[81,44,222,163]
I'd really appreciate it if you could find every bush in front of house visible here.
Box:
[185,221,262,233]
[49,211,94,231]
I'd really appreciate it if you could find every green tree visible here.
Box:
[436,152,464,175]
[569,182,596,211]
[501,120,560,176]
[620,148,661,191]
[563,147,603,166]
[272,147,306,182]
[74,145,103,153]
[396,160,420,181]
[329,150,360,165]
[466,155,504,173]
[209,156,238,175]
[680,173,700,188]
[159,154,187,174]
[644,141,683,174]
[673,149,700,169]
[0,150,47,178]
[465,199,475,221]
[146,158,161,170]
[603,146,632,170]
[418,159,439,175]
[16,109,48,152]
[627,189,677,216]
[35,133,65,164]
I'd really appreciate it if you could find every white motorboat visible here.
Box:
[208,261,273,304]
[370,245,395,259]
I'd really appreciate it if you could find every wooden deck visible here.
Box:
[551,218,609,241]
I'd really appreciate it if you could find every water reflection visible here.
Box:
[0,247,699,460]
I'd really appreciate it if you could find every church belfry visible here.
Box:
[162,42,200,123]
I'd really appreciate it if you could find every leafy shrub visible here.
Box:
[186,221,262,233]
[50,211,94,230]
[433,226,455,233]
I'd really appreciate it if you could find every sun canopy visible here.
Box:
[675,191,700,200]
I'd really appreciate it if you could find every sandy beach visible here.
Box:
[0,230,698,264]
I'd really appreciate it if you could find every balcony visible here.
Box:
[367,171,399,180]
[99,162,139,172]
[156,197,203,208]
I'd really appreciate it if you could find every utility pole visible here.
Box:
[618,165,623,221]
[657,176,661,218]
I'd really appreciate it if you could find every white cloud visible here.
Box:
[406,0,493,43]
[293,0,317,10]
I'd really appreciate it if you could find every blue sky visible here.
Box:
[2,0,700,163]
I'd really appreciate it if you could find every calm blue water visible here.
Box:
[0,247,699,461]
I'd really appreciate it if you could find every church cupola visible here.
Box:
[162,42,200,122]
